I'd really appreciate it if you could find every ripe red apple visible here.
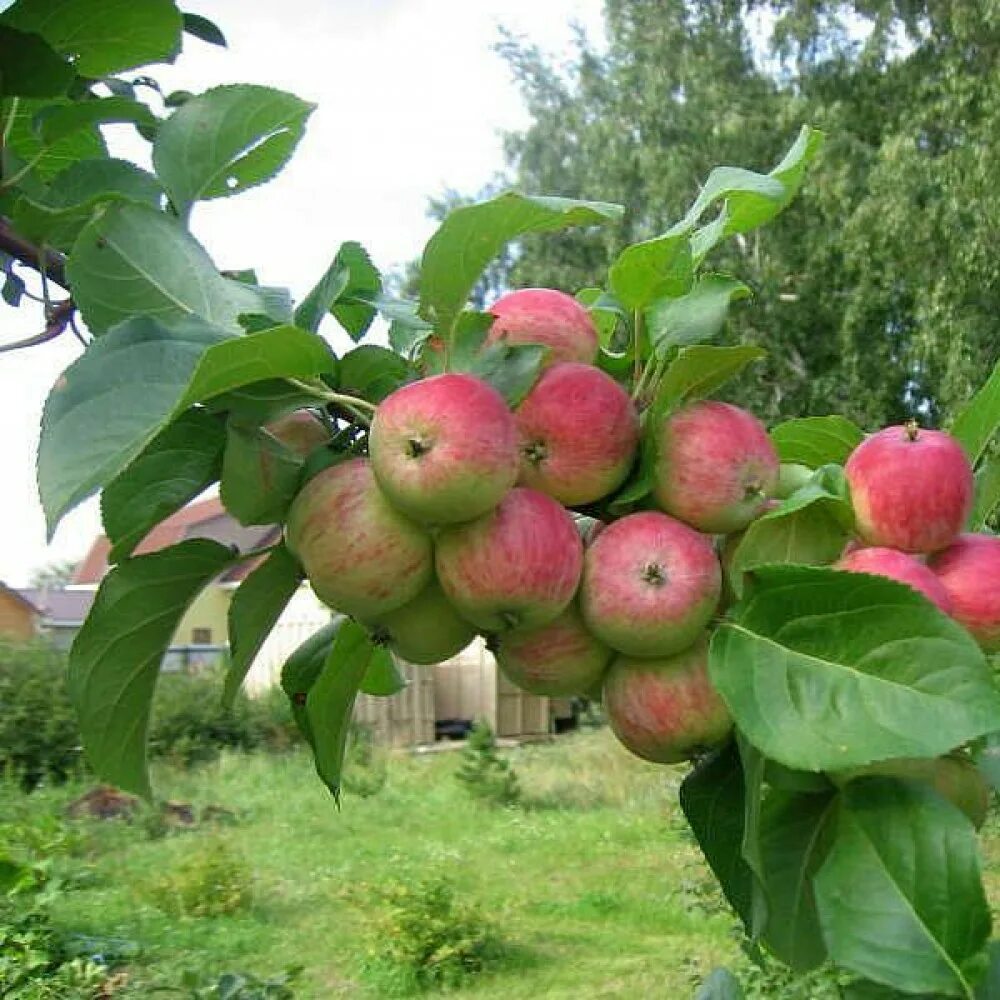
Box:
[286,458,432,618]
[836,546,953,613]
[928,534,1000,651]
[651,401,779,534]
[580,511,721,657]
[844,424,973,553]
[603,635,732,764]
[487,288,599,365]
[495,601,613,697]
[435,487,583,631]
[514,362,639,505]
[266,410,329,457]
[366,578,476,665]
[369,373,519,525]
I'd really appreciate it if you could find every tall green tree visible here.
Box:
[479,0,1000,427]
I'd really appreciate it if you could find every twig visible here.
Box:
[0,216,68,289]
[0,299,76,354]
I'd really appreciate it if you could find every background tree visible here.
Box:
[452,0,1000,428]
[28,558,77,589]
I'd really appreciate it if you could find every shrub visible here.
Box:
[454,721,520,808]
[141,840,253,918]
[362,876,500,995]
[0,642,83,792]
[0,643,305,790]
[152,965,302,998]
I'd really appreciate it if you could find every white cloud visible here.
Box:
[0,0,603,586]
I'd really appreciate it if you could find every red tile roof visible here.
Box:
[73,496,282,584]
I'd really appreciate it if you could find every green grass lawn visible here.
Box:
[9,728,997,998]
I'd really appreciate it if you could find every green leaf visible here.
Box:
[679,742,755,931]
[769,415,865,468]
[13,157,163,249]
[339,345,411,403]
[418,191,622,339]
[38,316,336,535]
[653,344,766,414]
[33,96,157,145]
[328,242,382,339]
[279,617,344,746]
[361,646,407,697]
[728,479,854,597]
[710,565,1000,772]
[182,11,226,47]
[952,360,1000,467]
[2,0,183,77]
[608,229,693,311]
[696,969,744,1000]
[152,84,315,221]
[0,26,73,97]
[206,379,324,424]
[293,258,350,334]
[224,544,303,706]
[3,96,107,180]
[220,423,303,526]
[737,733,769,939]
[758,789,837,972]
[971,455,1000,529]
[67,202,268,333]
[101,408,225,562]
[687,126,824,259]
[306,619,375,799]
[67,538,234,797]
[815,778,991,997]
[645,274,751,355]
[976,941,1000,999]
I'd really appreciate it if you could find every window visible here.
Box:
[191,627,212,645]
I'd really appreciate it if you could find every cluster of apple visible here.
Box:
[283,287,1000,768]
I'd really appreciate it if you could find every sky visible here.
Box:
[0,0,605,587]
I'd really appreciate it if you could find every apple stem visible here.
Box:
[904,418,920,442]
[287,378,376,426]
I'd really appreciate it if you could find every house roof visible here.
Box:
[17,587,95,625]
[73,496,282,585]
[1,582,41,616]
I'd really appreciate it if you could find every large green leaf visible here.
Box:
[758,789,837,972]
[2,0,183,77]
[306,619,375,800]
[67,202,266,334]
[769,416,865,468]
[0,25,73,97]
[971,455,1000,529]
[728,475,854,597]
[688,126,824,260]
[182,11,226,47]
[328,242,382,339]
[67,539,234,797]
[679,742,755,931]
[101,408,225,562]
[418,192,622,339]
[360,646,407,697]
[12,157,163,250]
[219,423,303,526]
[33,96,157,146]
[952,360,1000,467]
[711,566,1000,772]
[815,778,991,997]
[38,316,336,535]
[339,345,411,403]
[645,274,751,355]
[652,344,766,414]
[3,96,107,180]
[224,544,303,706]
[152,84,315,221]
[608,229,692,311]
[280,617,344,746]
